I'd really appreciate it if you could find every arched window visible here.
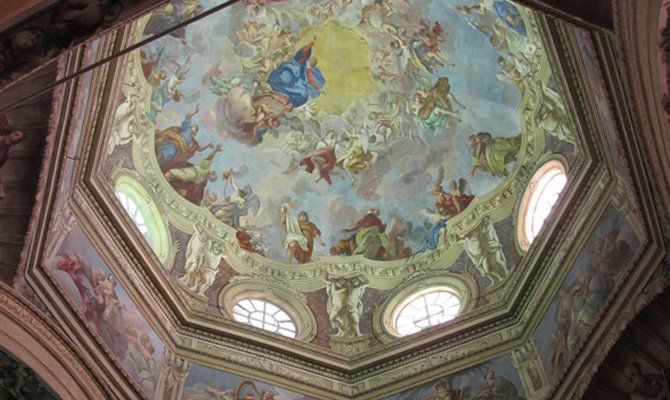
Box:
[392,287,462,337]
[115,190,152,245]
[518,160,567,250]
[114,175,171,263]
[232,298,297,338]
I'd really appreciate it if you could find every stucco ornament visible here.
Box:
[457,217,508,285]
[179,224,224,296]
[326,274,369,337]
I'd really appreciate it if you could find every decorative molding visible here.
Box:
[0,281,109,399]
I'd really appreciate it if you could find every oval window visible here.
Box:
[115,190,153,246]
[392,287,462,337]
[518,160,567,250]
[114,176,171,263]
[232,298,297,338]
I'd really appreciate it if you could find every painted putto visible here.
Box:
[106,0,576,271]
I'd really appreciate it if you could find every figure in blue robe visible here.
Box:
[267,41,325,108]
[416,219,447,254]
[154,106,207,172]
[494,0,527,36]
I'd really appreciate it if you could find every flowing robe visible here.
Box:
[166,156,213,205]
[493,0,526,36]
[300,137,337,185]
[293,221,321,263]
[267,42,325,107]
[472,134,521,177]
[155,116,199,171]
[336,141,373,175]
[346,214,397,260]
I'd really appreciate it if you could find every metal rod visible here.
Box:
[0,0,242,115]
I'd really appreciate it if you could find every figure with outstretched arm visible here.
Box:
[343,208,386,234]
[163,144,222,205]
[267,37,326,107]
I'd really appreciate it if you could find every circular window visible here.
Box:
[392,287,462,337]
[115,190,153,245]
[232,298,297,338]
[518,160,567,250]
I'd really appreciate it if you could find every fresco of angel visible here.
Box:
[358,0,393,29]
[414,77,465,133]
[206,170,261,228]
[217,87,294,146]
[146,56,197,122]
[55,253,157,393]
[434,178,475,217]
[417,168,475,254]
[410,19,449,73]
[140,46,166,86]
[335,129,377,185]
[299,130,338,185]
[203,63,249,96]
[143,0,204,45]
[280,131,311,174]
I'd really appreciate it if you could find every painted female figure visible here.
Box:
[267,39,325,107]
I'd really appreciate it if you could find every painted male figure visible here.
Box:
[0,116,24,200]
[164,144,222,205]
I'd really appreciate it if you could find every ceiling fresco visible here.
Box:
[104,0,578,269]
[51,225,165,398]
[10,0,663,398]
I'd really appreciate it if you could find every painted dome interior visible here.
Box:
[14,0,664,398]
[98,0,581,354]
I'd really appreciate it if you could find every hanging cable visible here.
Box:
[0,0,242,114]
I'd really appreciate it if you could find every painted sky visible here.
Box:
[134,0,546,262]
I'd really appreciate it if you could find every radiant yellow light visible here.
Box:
[297,21,376,114]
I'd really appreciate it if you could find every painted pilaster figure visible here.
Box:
[155,350,190,400]
[537,85,576,146]
[458,217,508,285]
[107,93,138,155]
[326,275,369,337]
[511,339,551,399]
[179,224,223,296]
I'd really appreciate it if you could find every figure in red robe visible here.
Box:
[300,131,337,185]
[56,254,106,332]
[433,179,474,217]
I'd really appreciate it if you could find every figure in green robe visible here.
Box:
[469,132,521,178]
